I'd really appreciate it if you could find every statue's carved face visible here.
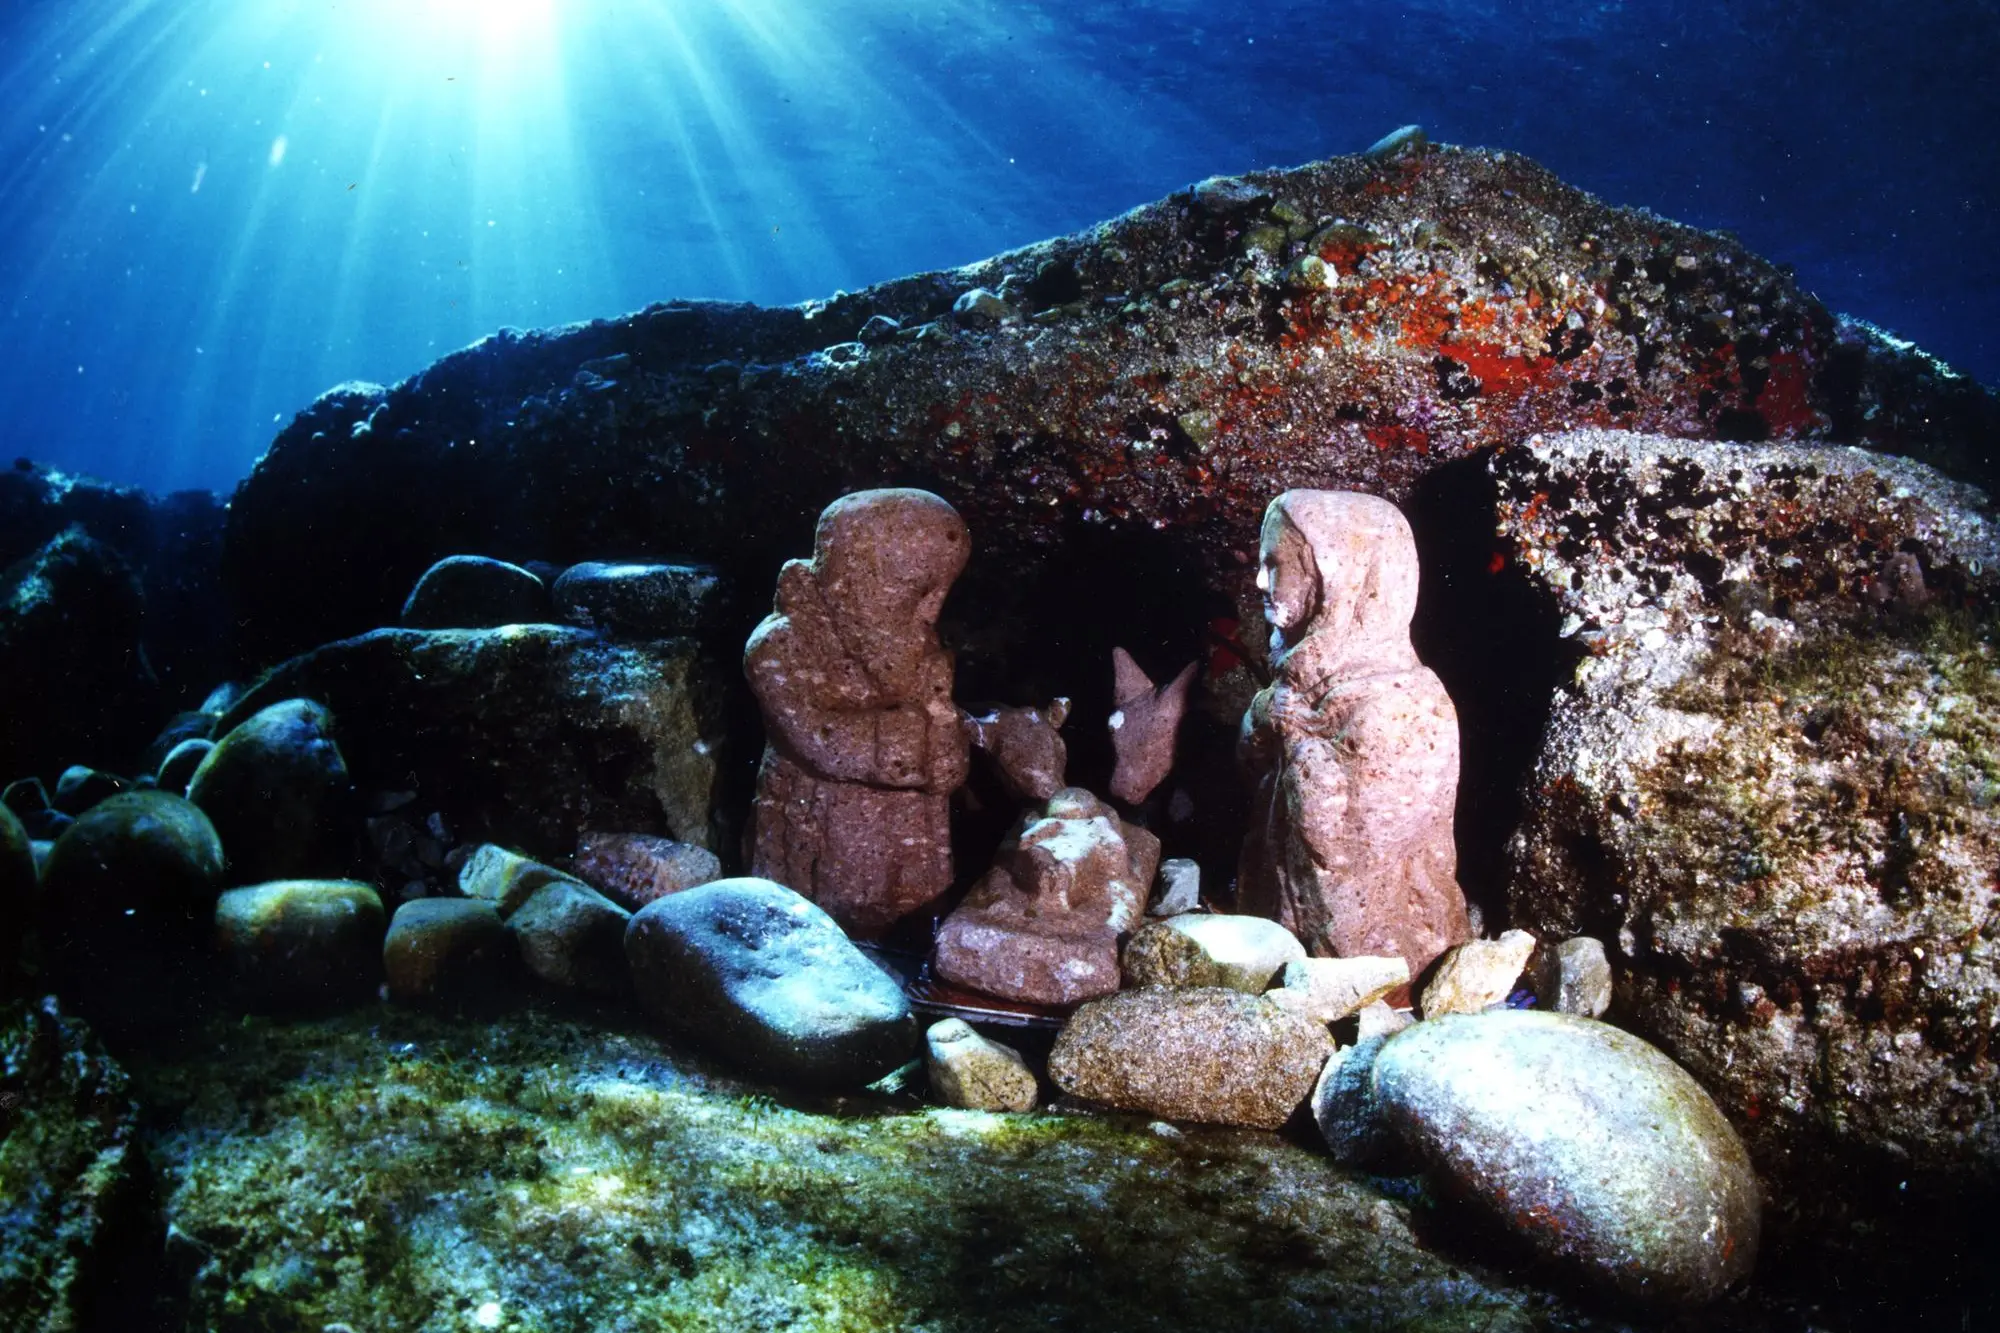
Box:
[810,489,970,687]
[1257,509,1320,643]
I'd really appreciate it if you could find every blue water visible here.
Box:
[1,0,1995,496]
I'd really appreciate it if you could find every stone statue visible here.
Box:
[745,489,972,936]
[1107,647,1196,806]
[1237,490,1471,978]
[968,699,1070,805]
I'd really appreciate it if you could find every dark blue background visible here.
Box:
[1,0,1994,495]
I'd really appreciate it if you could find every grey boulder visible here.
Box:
[624,877,915,1087]
[401,555,549,629]
[188,698,353,884]
[1320,1009,1759,1308]
[551,561,727,638]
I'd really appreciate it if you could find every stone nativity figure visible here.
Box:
[1237,489,1472,977]
[745,488,973,936]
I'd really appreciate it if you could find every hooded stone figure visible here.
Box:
[1237,489,1472,978]
[745,489,973,935]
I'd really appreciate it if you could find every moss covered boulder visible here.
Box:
[127,1003,1647,1333]
[213,880,386,1013]
[189,698,354,885]
[0,998,149,1333]
[1500,430,2000,1281]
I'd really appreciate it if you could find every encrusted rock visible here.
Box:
[189,698,354,884]
[925,1018,1038,1112]
[1048,987,1333,1129]
[383,897,513,1008]
[401,554,549,629]
[1528,936,1614,1018]
[213,880,386,1012]
[1322,1010,1760,1308]
[216,626,726,861]
[1498,429,2000,1262]
[1419,930,1536,1017]
[552,561,727,639]
[572,832,721,911]
[1122,914,1306,994]
[1266,955,1410,1024]
[933,788,1159,1006]
[625,877,916,1087]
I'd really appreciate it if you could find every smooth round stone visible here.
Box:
[1347,1010,1760,1307]
[383,897,512,1008]
[214,880,385,1012]
[52,766,129,816]
[1048,987,1333,1129]
[508,879,631,996]
[925,1018,1038,1113]
[38,791,227,1031]
[624,877,915,1088]
[551,562,726,639]
[1122,914,1306,993]
[189,698,353,884]
[156,738,215,797]
[400,555,550,630]
[1529,935,1614,1018]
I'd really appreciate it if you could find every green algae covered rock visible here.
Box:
[1325,1010,1760,1308]
[189,697,354,885]
[213,880,386,1013]
[384,897,513,1009]
[0,997,146,1333]
[128,1002,1637,1333]
[625,877,915,1088]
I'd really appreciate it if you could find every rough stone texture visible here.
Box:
[625,877,916,1088]
[0,997,148,1333]
[1107,647,1196,806]
[400,554,551,629]
[128,1002,1653,1333]
[459,842,583,917]
[572,831,722,911]
[1048,987,1333,1129]
[0,525,156,783]
[1150,857,1201,917]
[924,1018,1038,1113]
[1333,1011,1761,1309]
[509,879,632,997]
[1239,490,1472,977]
[1122,913,1307,993]
[37,791,226,1036]
[932,788,1160,1006]
[967,701,1069,806]
[155,737,213,797]
[1528,935,1614,1018]
[1497,429,2000,1270]
[212,880,386,1012]
[746,490,972,937]
[384,897,514,1008]
[220,149,2000,674]
[1267,954,1410,1023]
[1312,1035,1400,1167]
[188,698,354,885]
[553,560,728,639]
[217,626,728,861]
[1355,999,1415,1042]
[1420,930,1538,1017]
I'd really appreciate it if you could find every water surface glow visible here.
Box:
[0,0,1993,492]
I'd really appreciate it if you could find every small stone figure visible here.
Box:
[968,698,1070,805]
[1237,490,1471,978]
[745,489,972,936]
[1107,648,1197,806]
[932,788,1161,1006]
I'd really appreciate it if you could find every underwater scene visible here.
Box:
[2,1,1998,1329]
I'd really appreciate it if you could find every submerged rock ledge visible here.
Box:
[221,143,1999,669]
